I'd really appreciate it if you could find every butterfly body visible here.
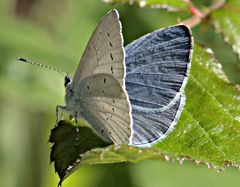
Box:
[64,80,81,114]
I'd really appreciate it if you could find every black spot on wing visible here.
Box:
[110,52,114,61]
[111,66,114,74]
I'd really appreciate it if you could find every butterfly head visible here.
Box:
[64,74,72,87]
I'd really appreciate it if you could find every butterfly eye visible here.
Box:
[64,75,72,87]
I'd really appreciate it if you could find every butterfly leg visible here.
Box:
[74,112,79,125]
[56,105,66,126]
[68,112,79,124]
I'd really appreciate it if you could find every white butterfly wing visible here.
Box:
[72,9,125,87]
[76,73,132,144]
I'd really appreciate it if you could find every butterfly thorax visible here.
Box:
[65,82,82,114]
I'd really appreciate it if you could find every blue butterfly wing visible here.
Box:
[125,25,193,146]
[131,95,185,146]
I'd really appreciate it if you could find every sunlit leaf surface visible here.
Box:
[50,44,240,184]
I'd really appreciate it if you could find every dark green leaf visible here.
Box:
[49,120,111,186]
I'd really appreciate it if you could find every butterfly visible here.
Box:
[18,10,193,148]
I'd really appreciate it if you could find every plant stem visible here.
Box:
[181,0,225,28]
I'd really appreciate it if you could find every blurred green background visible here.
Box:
[0,0,239,187]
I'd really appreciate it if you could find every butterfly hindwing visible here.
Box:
[78,73,131,144]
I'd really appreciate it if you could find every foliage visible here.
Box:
[50,44,240,184]
[49,121,110,186]
[1,0,240,187]
[46,0,240,184]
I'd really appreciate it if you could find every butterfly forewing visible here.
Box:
[72,9,125,87]
[78,74,131,144]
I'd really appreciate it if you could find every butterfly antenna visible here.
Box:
[17,57,68,76]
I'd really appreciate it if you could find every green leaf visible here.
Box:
[49,120,111,186]
[158,43,240,167]
[102,0,188,11]
[211,0,240,60]
[50,44,240,185]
